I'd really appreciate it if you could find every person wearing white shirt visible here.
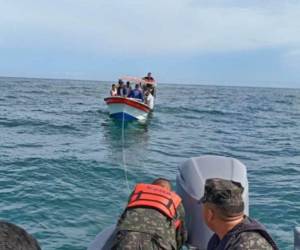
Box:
[144,89,154,110]
[110,84,117,96]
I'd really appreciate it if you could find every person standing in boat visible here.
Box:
[201,178,279,250]
[128,84,144,102]
[112,178,187,249]
[144,89,154,110]
[143,72,155,82]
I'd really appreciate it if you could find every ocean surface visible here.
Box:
[0,76,299,249]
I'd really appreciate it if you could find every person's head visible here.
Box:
[0,221,41,250]
[135,84,139,89]
[152,178,172,191]
[201,178,244,231]
[147,72,152,77]
[112,84,116,89]
[126,81,130,87]
[118,79,123,85]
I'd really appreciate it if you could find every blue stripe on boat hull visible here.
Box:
[110,112,138,121]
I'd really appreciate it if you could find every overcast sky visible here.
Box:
[1,0,300,87]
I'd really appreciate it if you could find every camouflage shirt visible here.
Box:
[230,231,274,250]
[207,217,278,250]
[116,204,187,249]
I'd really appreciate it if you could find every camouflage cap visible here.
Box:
[200,178,244,212]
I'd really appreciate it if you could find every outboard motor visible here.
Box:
[176,155,249,250]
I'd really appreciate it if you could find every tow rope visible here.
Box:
[121,112,130,194]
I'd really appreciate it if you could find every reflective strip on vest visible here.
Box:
[127,183,182,220]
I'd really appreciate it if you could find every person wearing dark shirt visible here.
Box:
[125,81,132,97]
[128,84,144,101]
[201,178,279,250]
[117,80,127,97]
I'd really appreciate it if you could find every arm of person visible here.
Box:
[140,93,144,102]
[176,203,188,249]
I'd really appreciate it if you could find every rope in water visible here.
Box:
[121,112,130,194]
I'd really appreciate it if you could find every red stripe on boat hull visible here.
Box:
[104,97,150,113]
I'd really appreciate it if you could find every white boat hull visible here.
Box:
[104,97,150,122]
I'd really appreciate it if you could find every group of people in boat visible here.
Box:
[109,72,155,109]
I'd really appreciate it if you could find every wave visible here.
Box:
[157,106,239,116]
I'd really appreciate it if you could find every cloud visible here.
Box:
[1,0,300,56]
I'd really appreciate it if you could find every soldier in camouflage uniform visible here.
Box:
[201,178,279,250]
[112,178,187,250]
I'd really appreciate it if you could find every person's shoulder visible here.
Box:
[178,202,184,210]
[177,202,185,217]
[235,231,274,249]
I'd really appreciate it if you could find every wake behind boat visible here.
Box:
[104,73,156,122]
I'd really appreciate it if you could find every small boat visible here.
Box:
[104,96,151,122]
[104,76,156,122]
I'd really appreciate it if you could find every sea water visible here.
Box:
[0,77,299,249]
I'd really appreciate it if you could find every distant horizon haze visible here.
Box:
[0,75,299,89]
[1,1,300,89]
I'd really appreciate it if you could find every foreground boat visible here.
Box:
[88,155,300,249]
[88,155,249,249]
[104,76,156,122]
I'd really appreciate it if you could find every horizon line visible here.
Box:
[0,74,299,90]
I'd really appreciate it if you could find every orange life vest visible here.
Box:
[127,183,182,226]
